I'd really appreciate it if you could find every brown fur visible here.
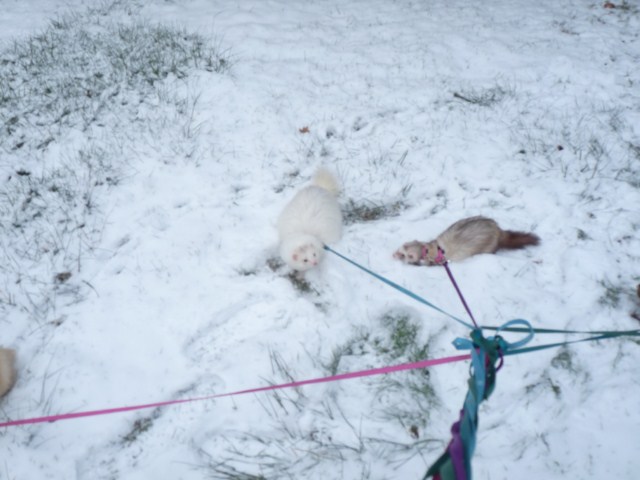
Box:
[394,216,540,266]
[0,348,17,398]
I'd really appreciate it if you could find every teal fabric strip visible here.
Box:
[505,330,640,356]
[426,327,522,480]
[423,322,639,480]
[492,319,535,349]
[483,324,640,337]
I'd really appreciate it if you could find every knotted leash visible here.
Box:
[425,321,534,480]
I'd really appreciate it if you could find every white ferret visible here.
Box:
[277,168,343,271]
[0,347,16,398]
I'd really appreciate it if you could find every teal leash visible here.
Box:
[426,321,534,480]
[505,329,640,356]
[483,325,640,337]
[325,245,640,341]
[324,245,475,330]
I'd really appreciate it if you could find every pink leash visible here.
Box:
[0,353,471,428]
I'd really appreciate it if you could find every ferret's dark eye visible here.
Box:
[303,259,308,263]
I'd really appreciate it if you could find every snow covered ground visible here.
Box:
[1,0,639,478]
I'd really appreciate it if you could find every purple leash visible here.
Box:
[433,247,480,329]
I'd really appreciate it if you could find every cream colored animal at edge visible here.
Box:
[0,347,17,398]
[394,216,540,266]
[277,168,343,271]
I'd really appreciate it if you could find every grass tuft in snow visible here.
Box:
[513,106,639,186]
[452,85,512,107]
[266,256,285,272]
[576,228,591,241]
[195,451,268,480]
[285,272,317,294]
[625,142,640,188]
[0,3,231,324]
[598,279,623,308]
[121,411,160,445]
[608,1,639,14]
[327,310,439,423]
[202,310,440,478]
[0,6,231,151]
[527,346,592,403]
[525,373,562,399]
[0,146,115,318]
[550,347,577,373]
[265,256,318,294]
[343,198,407,225]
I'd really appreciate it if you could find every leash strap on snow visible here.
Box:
[324,245,475,330]
[0,353,472,429]
[439,252,480,329]
[483,325,640,337]
[424,321,533,480]
[1,325,636,430]
[504,329,640,356]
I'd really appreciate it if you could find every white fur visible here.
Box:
[277,169,343,271]
[0,348,16,398]
[311,166,341,196]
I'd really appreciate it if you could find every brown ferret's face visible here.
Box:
[393,240,441,266]
[393,241,426,265]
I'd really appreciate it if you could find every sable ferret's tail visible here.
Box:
[311,167,340,196]
[498,230,540,250]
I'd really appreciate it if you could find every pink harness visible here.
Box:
[421,244,447,265]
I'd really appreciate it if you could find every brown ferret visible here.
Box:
[393,216,540,266]
[0,348,17,398]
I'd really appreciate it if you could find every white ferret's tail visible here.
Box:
[311,167,340,196]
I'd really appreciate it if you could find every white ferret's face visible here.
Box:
[289,242,323,271]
